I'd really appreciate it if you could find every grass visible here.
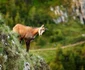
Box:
[30,49,56,63]
[30,42,85,64]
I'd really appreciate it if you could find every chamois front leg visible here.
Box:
[19,37,23,43]
[25,39,31,52]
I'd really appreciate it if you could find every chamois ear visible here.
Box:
[41,24,44,28]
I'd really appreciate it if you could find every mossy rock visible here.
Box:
[0,24,50,70]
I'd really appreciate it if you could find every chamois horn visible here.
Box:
[41,24,44,27]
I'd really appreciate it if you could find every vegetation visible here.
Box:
[50,43,85,70]
[0,24,50,70]
[30,43,85,70]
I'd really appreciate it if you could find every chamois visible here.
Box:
[13,24,45,52]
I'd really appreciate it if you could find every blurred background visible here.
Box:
[0,0,85,70]
[0,0,85,49]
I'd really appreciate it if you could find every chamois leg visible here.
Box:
[19,37,23,43]
[25,40,31,52]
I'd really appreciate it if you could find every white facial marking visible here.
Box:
[38,27,45,36]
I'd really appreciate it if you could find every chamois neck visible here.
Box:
[32,28,39,36]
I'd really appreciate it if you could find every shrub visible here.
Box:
[50,44,85,70]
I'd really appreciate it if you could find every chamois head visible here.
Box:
[38,24,45,36]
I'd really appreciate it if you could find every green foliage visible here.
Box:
[49,44,85,70]
[0,0,72,26]
[0,0,81,49]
